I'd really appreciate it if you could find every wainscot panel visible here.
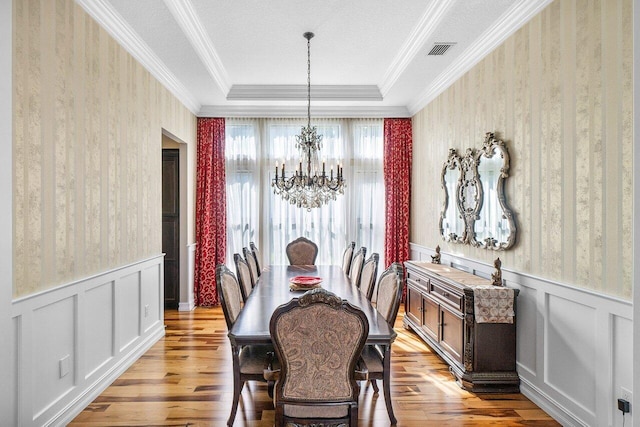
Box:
[410,243,632,427]
[11,255,165,427]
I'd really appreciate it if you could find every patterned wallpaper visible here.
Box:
[411,0,632,298]
[13,0,196,298]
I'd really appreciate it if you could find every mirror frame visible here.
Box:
[470,133,517,250]
[439,132,517,250]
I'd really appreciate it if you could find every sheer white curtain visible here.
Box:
[225,118,384,268]
[224,120,261,267]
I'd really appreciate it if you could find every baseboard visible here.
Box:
[178,301,195,311]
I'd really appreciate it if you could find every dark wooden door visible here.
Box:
[162,149,180,309]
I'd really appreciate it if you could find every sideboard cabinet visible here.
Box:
[404,261,519,392]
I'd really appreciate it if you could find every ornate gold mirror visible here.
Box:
[439,132,516,250]
[471,134,516,249]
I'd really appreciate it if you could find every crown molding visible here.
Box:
[198,105,410,118]
[163,0,230,94]
[379,0,455,97]
[76,0,200,114]
[227,85,382,101]
[408,0,553,116]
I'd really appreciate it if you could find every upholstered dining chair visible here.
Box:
[358,253,379,301]
[285,237,319,265]
[233,253,253,302]
[216,264,278,426]
[249,241,262,272]
[349,247,366,287]
[342,241,356,275]
[359,262,404,422]
[243,246,259,286]
[267,288,368,427]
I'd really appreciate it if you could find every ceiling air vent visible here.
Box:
[428,42,456,56]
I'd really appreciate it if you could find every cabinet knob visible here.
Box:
[442,291,449,297]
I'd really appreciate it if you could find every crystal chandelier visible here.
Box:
[272,32,345,211]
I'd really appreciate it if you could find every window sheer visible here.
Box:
[225,118,384,268]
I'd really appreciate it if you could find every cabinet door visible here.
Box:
[440,305,464,365]
[406,284,423,326]
[421,294,440,341]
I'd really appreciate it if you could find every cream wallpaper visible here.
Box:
[412,0,632,298]
[13,0,196,298]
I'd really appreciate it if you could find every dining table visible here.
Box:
[228,264,398,424]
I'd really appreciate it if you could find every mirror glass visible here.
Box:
[439,152,465,243]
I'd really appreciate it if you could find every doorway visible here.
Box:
[162,149,180,308]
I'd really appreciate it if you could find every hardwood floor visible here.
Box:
[70,306,560,426]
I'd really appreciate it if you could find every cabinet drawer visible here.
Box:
[407,269,429,290]
[430,282,462,311]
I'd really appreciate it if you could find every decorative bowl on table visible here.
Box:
[289,276,322,291]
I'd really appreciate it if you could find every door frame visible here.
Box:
[162,130,193,311]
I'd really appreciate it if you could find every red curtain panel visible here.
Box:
[194,118,226,306]
[383,118,412,273]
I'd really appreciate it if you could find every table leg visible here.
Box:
[382,344,397,425]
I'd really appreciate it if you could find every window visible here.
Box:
[225,118,384,268]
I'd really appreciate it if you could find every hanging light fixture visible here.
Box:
[272,32,345,211]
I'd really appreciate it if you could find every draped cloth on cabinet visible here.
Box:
[383,118,412,282]
[195,118,226,306]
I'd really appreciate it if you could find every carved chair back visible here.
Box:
[285,237,319,266]
[216,264,243,330]
[342,241,356,275]
[359,253,379,301]
[349,247,367,288]
[269,288,368,426]
[234,253,253,302]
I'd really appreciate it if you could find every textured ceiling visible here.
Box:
[79,0,552,117]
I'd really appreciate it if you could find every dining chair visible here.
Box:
[233,253,253,302]
[359,262,404,423]
[216,264,278,426]
[285,236,319,265]
[358,253,379,301]
[349,247,366,288]
[342,241,356,275]
[249,241,262,272]
[243,246,259,286]
[267,288,368,427]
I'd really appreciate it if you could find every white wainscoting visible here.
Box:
[410,243,633,427]
[11,255,165,427]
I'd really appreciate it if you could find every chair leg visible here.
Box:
[370,379,379,393]
[227,346,243,426]
[382,345,397,425]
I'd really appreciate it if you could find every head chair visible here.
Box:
[285,237,319,266]
[269,288,368,426]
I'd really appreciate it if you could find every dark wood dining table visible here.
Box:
[228,264,398,424]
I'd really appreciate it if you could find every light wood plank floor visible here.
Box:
[70,306,560,426]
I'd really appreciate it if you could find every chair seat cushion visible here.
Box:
[284,403,349,419]
[239,344,279,375]
[360,344,383,373]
